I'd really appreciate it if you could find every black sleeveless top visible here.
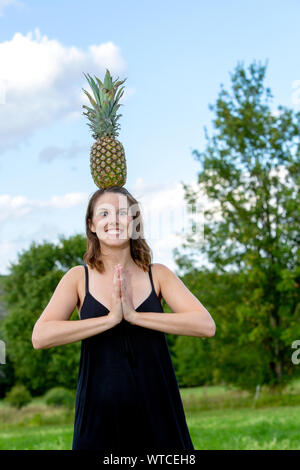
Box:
[72,263,194,451]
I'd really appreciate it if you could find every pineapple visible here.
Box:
[82,69,127,188]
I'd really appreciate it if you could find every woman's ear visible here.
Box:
[88,218,95,234]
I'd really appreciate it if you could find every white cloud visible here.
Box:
[0,191,88,223]
[49,192,88,209]
[0,224,72,275]
[0,29,129,153]
[0,0,23,17]
[0,239,18,273]
[127,177,207,244]
[130,177,206,213]
[89,42,126,72]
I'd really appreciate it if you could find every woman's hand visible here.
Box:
[117,264,137,324]
[107,265,124,326]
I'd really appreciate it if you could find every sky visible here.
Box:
[0,0,299,275]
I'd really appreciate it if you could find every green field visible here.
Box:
[1,380,300,450]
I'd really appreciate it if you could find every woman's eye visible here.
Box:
[99,210,126,216]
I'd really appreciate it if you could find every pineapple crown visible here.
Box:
[82,69,127,140]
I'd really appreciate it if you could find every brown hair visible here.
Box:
[83,186,153,273]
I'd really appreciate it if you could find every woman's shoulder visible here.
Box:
[151,263,172,284]
[67,264,85,273]
[152,262,171,272]
[64,265,86,283]
[64,266,86,297]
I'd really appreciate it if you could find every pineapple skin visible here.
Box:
[90,135,127,189]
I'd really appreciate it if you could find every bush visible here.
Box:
[5,383,32,409]
[44,386,75,409]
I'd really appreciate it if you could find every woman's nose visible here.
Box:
[108,213,119,224]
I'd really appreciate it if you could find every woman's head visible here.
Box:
[83,186,152,272]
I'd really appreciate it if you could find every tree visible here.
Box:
[178,60,300,391]
[0,234,86,395]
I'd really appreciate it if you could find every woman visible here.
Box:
[32,186,216,452]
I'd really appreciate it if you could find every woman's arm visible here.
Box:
[32,266,115,349]
[32,316,115,349]
[131,264,216,338]
[132,310,213,337]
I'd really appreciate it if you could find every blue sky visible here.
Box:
[0,0,299,274]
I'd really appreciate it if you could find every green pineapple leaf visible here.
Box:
[82,89,97,108]
[82,69,127,140]
[82,73,102,109]
[103,69,113,89]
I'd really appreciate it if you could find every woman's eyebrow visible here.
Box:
[96,207,128,211]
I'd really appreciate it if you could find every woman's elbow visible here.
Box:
[32,333,41,350]
[203,318,216,337]
[195,319,216,338]
[32,325,44,350]
[207,319,216,337]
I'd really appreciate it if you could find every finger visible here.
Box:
[120,279,124,297]
[117,275,121,294]
[118,274,123,294]
[114,273,121,296]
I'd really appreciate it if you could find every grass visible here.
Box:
[180,378,300,412]
[0,379,300,450]
[188,406,300,450]
[0,425,72,450]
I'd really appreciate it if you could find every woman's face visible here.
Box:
[89,193,134,242]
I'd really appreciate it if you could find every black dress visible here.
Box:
[72,263,194,452]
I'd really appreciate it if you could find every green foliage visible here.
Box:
[4,384,32,409]
[174,335,214,387]
[176,59,300,391]
[43,387,75,409]
[0,234,85,396]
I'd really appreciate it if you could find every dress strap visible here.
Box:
[148,263,155,293]
[84,264,89,294]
